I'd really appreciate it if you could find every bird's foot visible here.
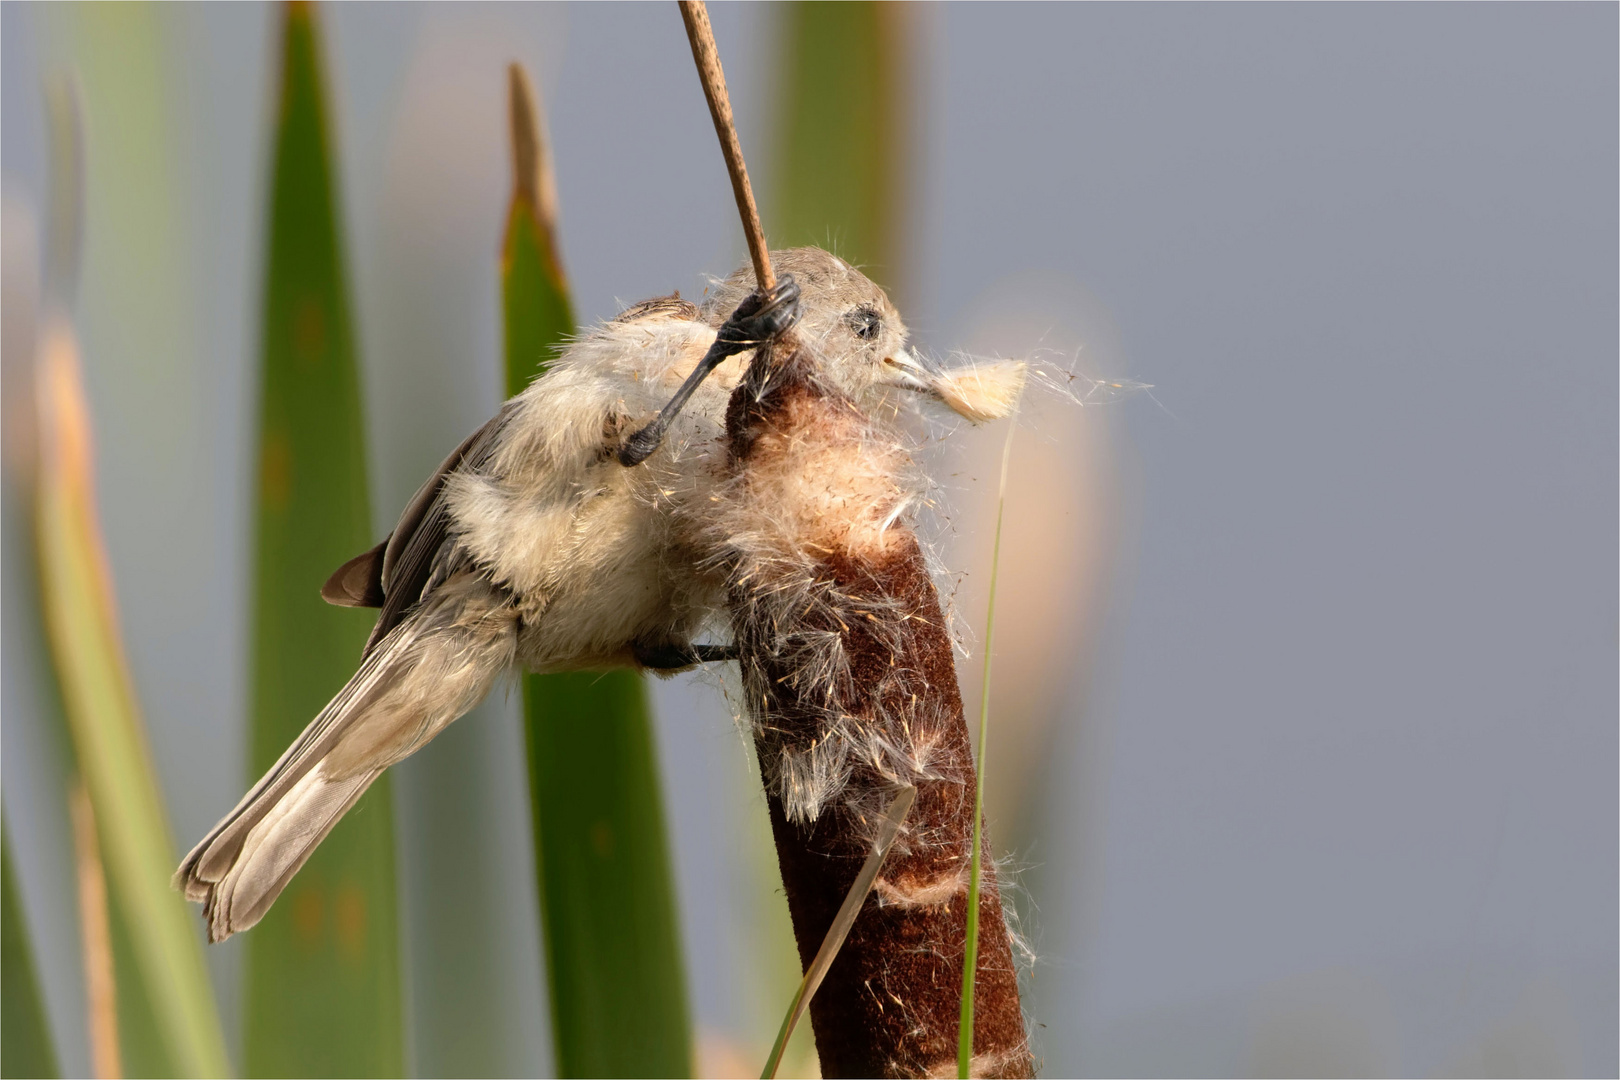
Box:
[633,642,740,671]
[717,275,802,348]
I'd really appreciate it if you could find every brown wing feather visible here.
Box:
[614,292,699,323]
[319,402,517,655]
[322,542,386,607]
[367,403,518,654]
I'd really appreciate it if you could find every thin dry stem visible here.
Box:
[765,785,918,1079]
[677,0,774,291]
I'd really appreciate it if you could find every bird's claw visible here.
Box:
[617,276,801,469]
[718,275,801,347]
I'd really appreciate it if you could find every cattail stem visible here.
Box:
[719,343,1032,1079]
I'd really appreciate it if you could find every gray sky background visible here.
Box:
[3,4,1614,1077]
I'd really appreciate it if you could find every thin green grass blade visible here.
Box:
[503,66,692,1077]
[772,2,907,279]
[958,424,1017,1077]
[34,318,231,1078]
[246,4,403,1075]
[2,817,60,1079]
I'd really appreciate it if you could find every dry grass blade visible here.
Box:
[34,316,230,1078]
[677,0,774,290]
[27,72,227,1080]
[69,782,120,1080]
[762,785,918,1079]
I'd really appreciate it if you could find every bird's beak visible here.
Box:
[881,347,944,395]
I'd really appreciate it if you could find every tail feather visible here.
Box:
[203,766,379,941]
[173,620,415,902]
[175,572,517,941]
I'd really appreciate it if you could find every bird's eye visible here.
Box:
[847,306,882,340]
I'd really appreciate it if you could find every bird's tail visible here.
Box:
[194,764,381,942]
[175,574,516,942]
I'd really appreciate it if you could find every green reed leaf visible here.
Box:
[503,64,692,1077]
[245,4,403,1074]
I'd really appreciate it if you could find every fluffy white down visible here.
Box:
[445,312,747,668]
[689,342,951,825]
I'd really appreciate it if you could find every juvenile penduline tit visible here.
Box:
[175,248,1025,942]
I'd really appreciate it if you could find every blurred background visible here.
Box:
[2,3,1614,1077]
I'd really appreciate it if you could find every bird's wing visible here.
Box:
[614,293,700,324]
[321,401,517,655]
[321,293,707,646]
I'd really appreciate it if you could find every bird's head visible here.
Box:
[705,247,1024,423]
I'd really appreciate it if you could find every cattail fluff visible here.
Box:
[931,358,1028,423]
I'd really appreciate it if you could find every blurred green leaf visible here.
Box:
[503,66,692,1078]
[245,4,403,1075]
[2,817,59,1079]
[524,672,692,1077]
[109,873,177,1078]
[34,318,230,1078]
[771,1,908,284]
[760,7,912,1074]
[34,68,218,1078]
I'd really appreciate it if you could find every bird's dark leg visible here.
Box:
[633,642,741,670]
[618,275,801,467]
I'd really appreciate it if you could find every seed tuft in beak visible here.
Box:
[932,359,1027,422]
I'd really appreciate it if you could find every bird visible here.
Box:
[174,247,1025,942]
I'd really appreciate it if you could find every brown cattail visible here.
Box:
[707,335,1033,1078]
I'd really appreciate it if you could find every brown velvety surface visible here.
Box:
[725,342,1033,1078]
